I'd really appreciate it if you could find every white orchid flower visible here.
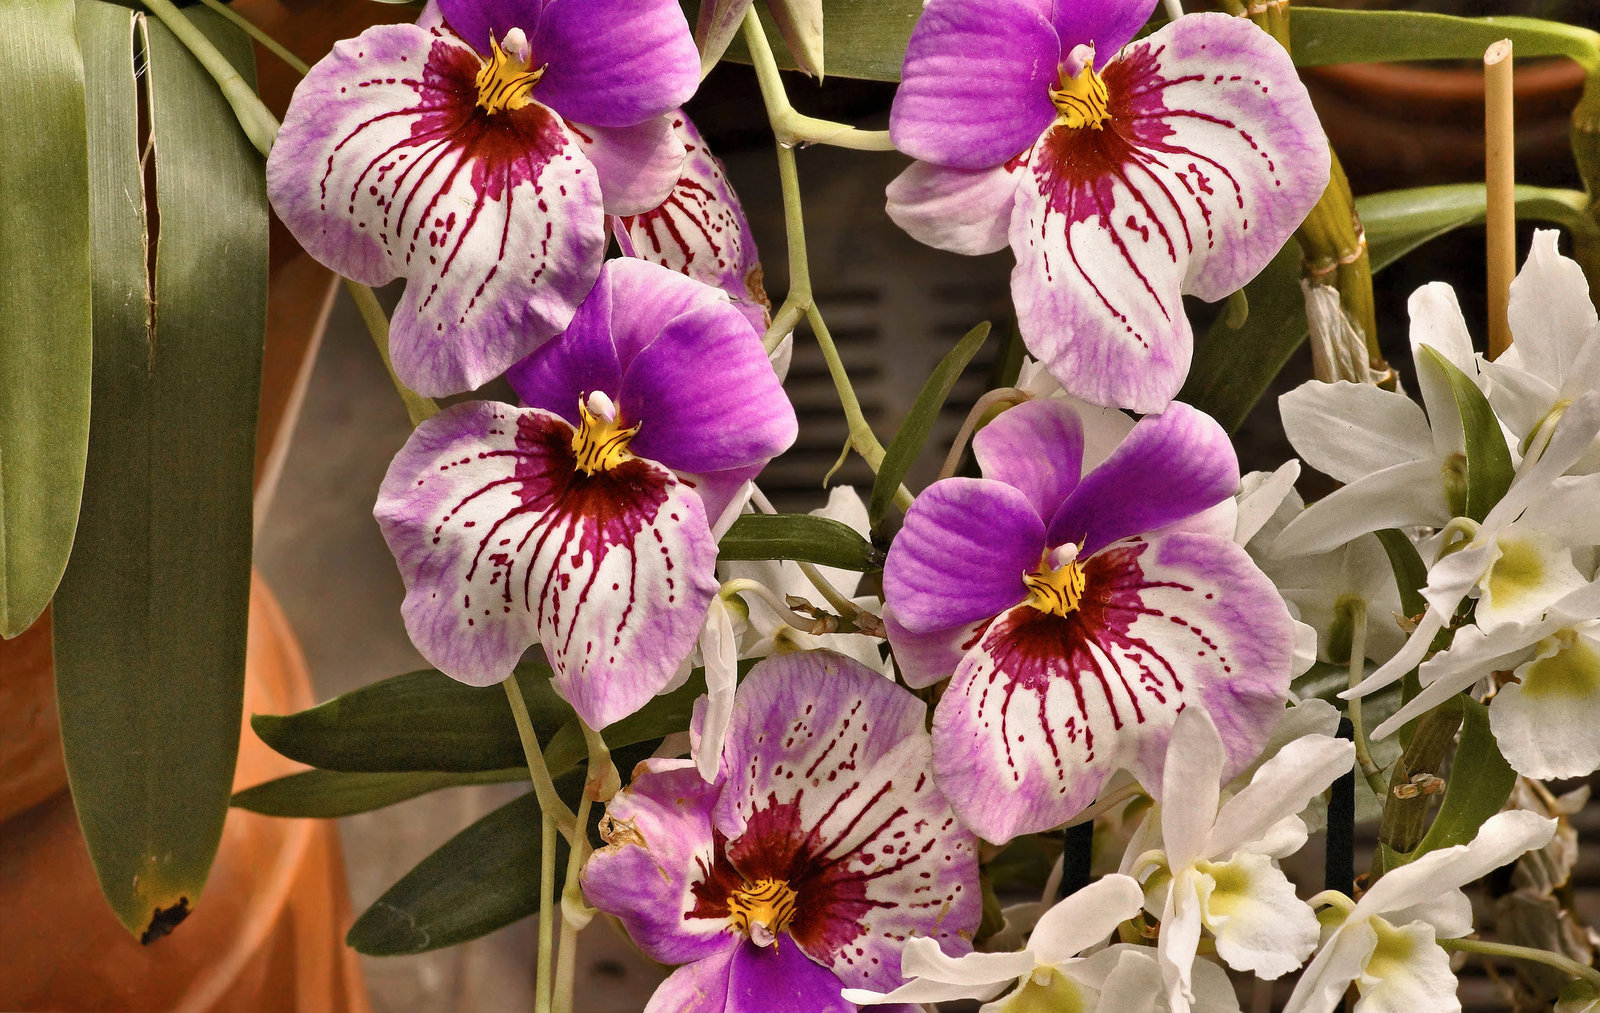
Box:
[1124,708,1354,1012]
[1346,388,1600,705]
[843,875,1239,1012]
[1285,810,1557,1013]
[1483,230,1600,474]
[1369,578,1600,777]
[1274,283,1482,557]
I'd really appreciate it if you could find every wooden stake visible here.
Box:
[1485,39,1516,360]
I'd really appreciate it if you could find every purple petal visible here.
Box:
[1009,15,1327,412]
[531,0,700,127]
[1049,402,1238,555]
[571,118,687,216]
[890,0,1059,169]
[580,758,735,963]
[726,939,852,1013]
[972,398,1086,524]
[643,947,736,1013]
[1052,0,1159,62]
[712,653,981,993]
[621,300,797,474]
[680,463,763,538]
[882,478,1044,635]
[507,257,723,421]
[373,402,719,728]
[266,26,605,396]
[620,112,771,328]
[882,606,988,690]
[885,158,1027,257]
[435,0,540,54]
[932,531,1292,841]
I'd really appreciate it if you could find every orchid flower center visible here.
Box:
[571,391,640,475]
[1024,545,1087,617]
[1049,44,1110,130]
[728,877,799,947]
[475,29,544,115]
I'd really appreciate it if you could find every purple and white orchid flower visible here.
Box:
[374,259,796,729]
[580,650,981,1013]
[882,397,1295,842]
[615,110,772,335]
[887,0,1329,412]
[267,0,700,396]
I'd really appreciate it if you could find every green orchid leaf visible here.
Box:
[1418,346,1514,522]
[1375,529,1429,620]
[0,0,92,638]
[1290,8,1599,73]
[346,739,658,955]
[252,661,570,774]
[869,321,992,537]
[51,3,267,942]
[1410,697,1516,859]
[718,513,882,571]
[1183,185,1591,434]
[232,768,528,819]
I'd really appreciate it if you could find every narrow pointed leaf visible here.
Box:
[0,0,92,638]
[1418,346,1514,522]
[1290,8,1600,72]
[869,320,991,535]
[718,513,881,571]
[1411,697,1516,859]
[52,4,267,940]
[232,768,528,819]
[1375,529,1429,619]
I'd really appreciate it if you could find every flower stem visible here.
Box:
[192,0,311,76]
[553,722,610,1013]
[138,0,280,159]
[536,811,557,1013]
[502,678,579,843]
[805,303,891,474]
[342,280,439,428]
[772,110,895,151]
[1344,603,1389,795]
[1440,937,1600,992]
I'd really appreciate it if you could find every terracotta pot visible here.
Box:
[1305,58,1587,193]
[0,578,371,1013]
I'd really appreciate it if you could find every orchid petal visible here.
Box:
[1474,527,1590,631]
[572,119,686,216]
[1345,608,1447,707]
[973,398,1087,524]
[1384,890,1473,942]
[695,597,740,781]
[841,937,1030,1005]
[1490,623,1600,779]
[267,26,606,396]
[1282,920,1380,1013]
[1050,402,1238,555]
[1279,381,1433,485]
[579,758,733,963]
[1352,920,1458,1013]
[622,300,797,474]
[1195,852,1319,978]
[890,0,1059,169]
[531,0,699,128]
[885,159,1026,256]
[1087,947,1167,1012]
[619,111,770,327]
[1271,459,1451,558]
[1012,14,1327,413]
[1508,230,1598,386]
[1408,286,1477,458]
[1354,810,1556,918]
[643,946,737,1013]
[1234,460,1300,546]
[1051,0,1159,60]
[883,478,1044,635]
[726,938,854,1013]
[1207,734,1353,859]
[1160,872,1206,1013]
[882,606,988,690]
[1028,873,1146,965]
[1161,708,1226,869]
[374,402,718,728]
[435,0,537,54]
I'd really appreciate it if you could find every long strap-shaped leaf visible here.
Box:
[53,1,267,942]
[0,0,93,638]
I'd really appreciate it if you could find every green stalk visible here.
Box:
[502,678,579,842]
[1344,603,1389,795]
[1440,937,1600,992]
[139,0,279,158]
[536,811,557,1013]
[193,0,310,76]
[552,722,611,1013]
[343,280,440,428]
